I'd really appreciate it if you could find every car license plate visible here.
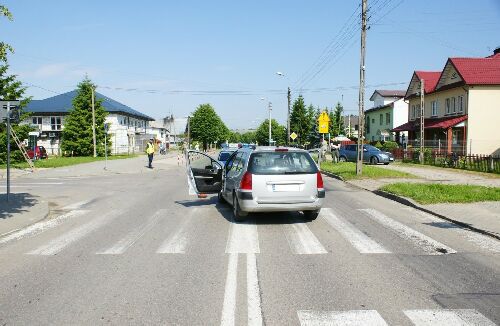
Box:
[271,184,300,192]
[390,158,394,161]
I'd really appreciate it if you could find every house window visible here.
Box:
[458,96,464,113]
[411,105,416,119]
[50,116,61,130]
[379,114,383,125]
[416,104,421,118]
[371,118,375,123]
[452,97,456,113]
[32,116,43,126]
[445,98,451,114]
[386,113,391,125]
[431,100,438,117]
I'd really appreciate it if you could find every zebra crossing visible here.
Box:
[297,309,496,325]
[2,203,499,257]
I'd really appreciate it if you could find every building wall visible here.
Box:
[467,85,500,155]
[407,86,468,120]
[366,105,393,141]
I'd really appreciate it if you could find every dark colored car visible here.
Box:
[27,146,48,159]
[339,144,394,164]
[217,149,236,166]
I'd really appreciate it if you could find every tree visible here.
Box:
[227,131,241,143]
[332,102,345,136]
[255,119,286,146]
[306,106,320,148]
[189,103,228,150]
[290,95,310,145]
[0,5,13,63]
[240,131,257,144]
[0,5,31,164]
[61,78,109,156]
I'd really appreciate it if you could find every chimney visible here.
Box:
[494,46,500,55]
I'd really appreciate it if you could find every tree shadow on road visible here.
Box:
[0,193,39,219]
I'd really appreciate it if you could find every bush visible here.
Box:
[373,141,383,149]
[382,141,399,151]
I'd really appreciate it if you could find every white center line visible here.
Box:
[27,210,123,256]
[359,208,457,255]
[297,310,389,326]
[220,253,238,326]
[321,208,390,254]
[403,309,496,326]
[247,253,263,326]
[97,209,164,255]
[283,223,327,255]
[226,221,260,254]
[157,208,198,254]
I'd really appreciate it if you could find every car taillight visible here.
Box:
[316,171,324,189]
[240,172,252,190]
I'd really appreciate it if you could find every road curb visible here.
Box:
[321,172,500,241]
[0,200,50,239]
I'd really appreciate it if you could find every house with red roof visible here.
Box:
[393,48,500,156]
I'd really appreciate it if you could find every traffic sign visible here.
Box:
[318,111,330,134]
[290,132,297,141]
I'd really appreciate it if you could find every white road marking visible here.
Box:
[297,310,389,326]
[0,210,88,245]
[97,209,164,255]
[0,182,64,185]
[407,208,500,253]
[26,210,122,255]
[247,253,262,326]
[226,221,260,254]
[156,208,198,254]
[283,223,327,255]
[62,199,93,210]
[220,253,238,326]
[321,208,390,254]
[403,309,496,326]
[359,209,457,255]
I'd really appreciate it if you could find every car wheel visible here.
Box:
[384,162,390,165]
[304,210,320,221]
[370,156,379,165]
[339,156,347,162]
[232,194,248,222]
[218,192,225,203]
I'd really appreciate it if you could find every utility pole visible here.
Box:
[287,87,291,145]
[268,102,273,145]
[187,116,191,150]
[419,79,425,164]
[356,0,367,176]
[6,102,11,202]
[91,86,97,157]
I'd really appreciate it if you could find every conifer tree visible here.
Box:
[61,78,109,156]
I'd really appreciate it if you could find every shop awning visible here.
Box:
[392,115,468,132]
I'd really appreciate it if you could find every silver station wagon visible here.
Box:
[186,147,325,221]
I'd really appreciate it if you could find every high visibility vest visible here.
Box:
[146,143,155,154]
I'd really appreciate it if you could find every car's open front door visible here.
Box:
[186,150,223,196]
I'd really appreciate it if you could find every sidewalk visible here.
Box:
[335,163,500,238]
[0,193,49,237]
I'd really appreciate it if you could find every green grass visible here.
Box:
[0,154,138,169]
[380,183,500,204]
[320,162,415,180]
[393,161,500,178]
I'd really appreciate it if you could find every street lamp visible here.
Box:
[260,98,272,145]
[276,72,291,145]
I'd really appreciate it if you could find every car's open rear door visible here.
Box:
[186,150,223,196]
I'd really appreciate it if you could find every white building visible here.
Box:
[365,90,409,142]
[24,90,155,155]
[162,115,188,148]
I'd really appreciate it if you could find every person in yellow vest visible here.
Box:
[146,138,155,168]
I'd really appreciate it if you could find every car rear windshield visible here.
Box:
[247,151,318,175]
[218,152,234,161]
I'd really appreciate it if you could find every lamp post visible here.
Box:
[276,72,291,145]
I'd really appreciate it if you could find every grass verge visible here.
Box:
[393,161,500,178]
[0,154,138,169]
[380,182,500,204]
[321,162,415,180]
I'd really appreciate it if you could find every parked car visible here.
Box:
[26,146,48,159]
[187,147,325,221]
[339,144,394,164]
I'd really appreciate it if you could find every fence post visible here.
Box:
[489,155,493,173]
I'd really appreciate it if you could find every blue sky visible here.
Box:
[3,0,500,129]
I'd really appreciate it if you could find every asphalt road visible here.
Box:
[0,159,499,325]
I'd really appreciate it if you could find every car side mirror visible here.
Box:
[363,148,368,152]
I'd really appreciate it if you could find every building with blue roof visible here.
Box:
[24,90,156,155]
